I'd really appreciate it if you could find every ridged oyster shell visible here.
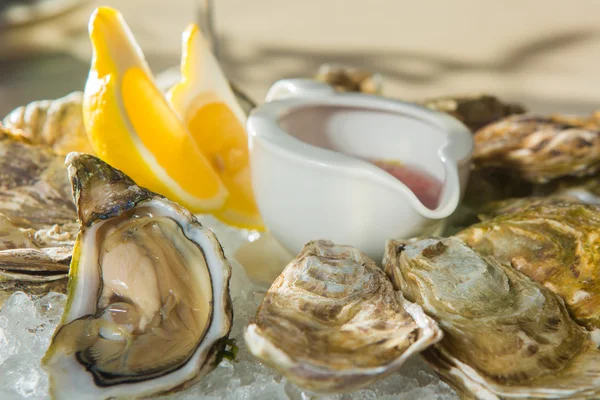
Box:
[244,240,442,393]
[0,126,76,303]
[421,94,526,133]
[384,237,600,399]
[2,92,94,156]
[0,125,76,229]
[456,203,600,333]
[314,64,382,94]
[473,113,600,184]
[42,153,233,399]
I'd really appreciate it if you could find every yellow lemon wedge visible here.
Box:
[167,24,265,231]
[83,7,228,213]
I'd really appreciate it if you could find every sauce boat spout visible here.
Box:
[248,78,474,261]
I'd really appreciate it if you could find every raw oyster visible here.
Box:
[314,64,382,94]
[473,113,600,184]
[475,196,581,220]
[384,237,600,399]
[473,175,600,221]
[0,270,68,306]
[421,94,526,132]
[536,174,600,205]
[0,125,76,228]
[456,203,600,333]
[244,240,442,393]
[2,92,94,155]
[43,153,233,399]
[0,126,76,302]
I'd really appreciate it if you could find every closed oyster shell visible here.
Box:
[0,270,68,306]
[475,196,581,220]
[421,94,526,133]
[0,126,76,302]
[42,153,233,399]
[456,203,600,333]
[244,240,442,393]
[473,113,600,184]
[314,64,382,94]
[384,237,600,399]
[2,92,94,155]
[536,174,600,205]
[0,125,76,228]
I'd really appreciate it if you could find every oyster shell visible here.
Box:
[42,153,233,399]
[244,240,442,393]
[0,270,68,306]
[456,203,600,334]
[314,64,382,94]
[421,94,526,132]
[384,237,600,399]
[0,126,76,302]
[2,92,94,155]
[473,113,600,184]
[475,196,581,220]
[0,125,76,228]
[536,174,600,205]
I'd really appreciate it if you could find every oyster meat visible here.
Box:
[2,92,94,155]
[384,237,600,399]
[244,240,442,393]
[456,203,600,334]
[473,113,600,184]
[42,153,233,399]
[421,94,526,133]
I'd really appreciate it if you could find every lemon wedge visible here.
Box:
[167,24,264,230]
[83,7,228,213]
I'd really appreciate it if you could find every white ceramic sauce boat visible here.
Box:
[247,79,473,262]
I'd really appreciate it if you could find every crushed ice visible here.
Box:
[0,215,457,399]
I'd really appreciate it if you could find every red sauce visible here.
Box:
[370,159,443,209]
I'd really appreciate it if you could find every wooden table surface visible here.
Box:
[1,0,599,116]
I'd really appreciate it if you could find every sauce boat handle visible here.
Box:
[265,79,336,102]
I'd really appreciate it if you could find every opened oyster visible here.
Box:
[42,153,233,399]
[456,203,600,335]
[244,240,442,393]
[473,113,600,184]
[2,92,93,155]
[384,237,600,399]
[421,94,526,132]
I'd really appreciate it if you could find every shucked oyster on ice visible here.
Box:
[43,153,233,399]
[384,237,600,399]
[244,240,442,393]
[473,113,600,184]
[456,202,600,334]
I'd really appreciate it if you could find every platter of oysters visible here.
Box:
[2,5,600,400]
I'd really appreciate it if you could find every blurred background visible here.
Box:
[0,0,599,116]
